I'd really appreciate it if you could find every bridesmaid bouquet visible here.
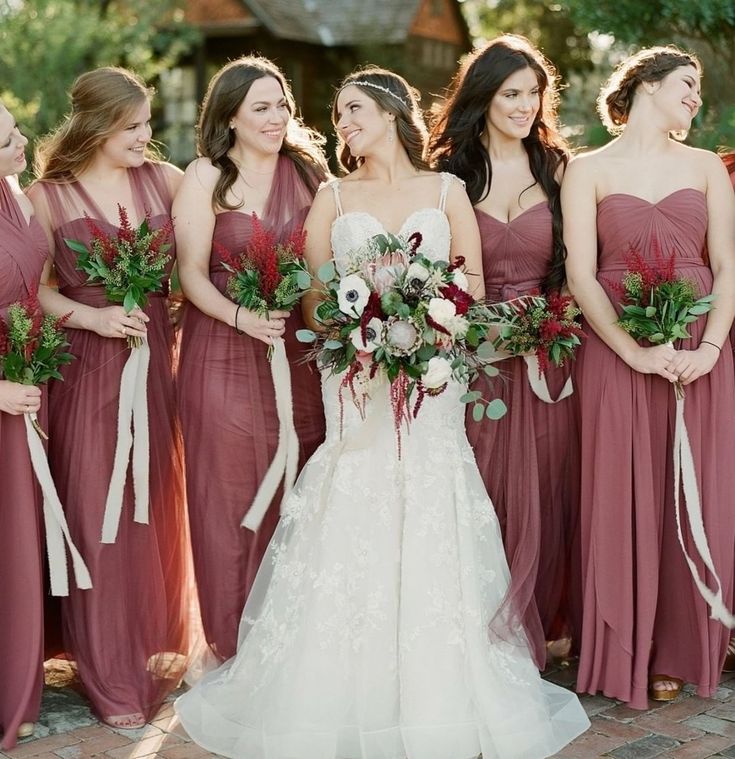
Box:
[65,205,173,348]
[218,214,311,531]
[613,248,734,628]
[66,205,173,543]
[0,290,90,596]
[0,290,73,439]
[218,214,311,347]
[613,248,714,397]
[484,292,584,376]
[297,232,507,444]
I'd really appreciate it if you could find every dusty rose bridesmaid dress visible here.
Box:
[31,162,190,722]
[177,155,325,662]
[575,189,735,709]
[466,203,580,670]
[0,178,47,750]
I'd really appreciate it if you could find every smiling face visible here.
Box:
[334,84,394,159]
[230,75,290,157]
[485,66,540,143]
[649,64,702,132]
[97,98,151,170]
[0,104,28,177]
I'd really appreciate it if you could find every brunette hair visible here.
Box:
[598,45,701,135]
[197,55,328,210]
[428,35,569,293]
[332,66,430,174]
[34,67,157,182]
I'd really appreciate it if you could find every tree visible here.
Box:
[563,0,735,148]
[0,0,200,155]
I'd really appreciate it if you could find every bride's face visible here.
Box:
[334,85,393,159]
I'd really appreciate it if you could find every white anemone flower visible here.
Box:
[337,274,371,316]
[350,318,383,353]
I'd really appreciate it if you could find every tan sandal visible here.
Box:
[16,722,34,739]
[103,712,146,730]
[649,674,684,701]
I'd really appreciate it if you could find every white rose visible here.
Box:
[337,274,371,316]
[427,297,457,328]
[350,317,383,353]
[452,269,469,292]
[423,356,453,389]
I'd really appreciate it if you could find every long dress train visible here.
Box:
[30,162,191,721]
[175,174,589,758]
[0,177,46,750]
[575,189,735,709]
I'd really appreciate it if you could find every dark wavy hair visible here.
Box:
[598,45,700,136]
[332,66,430,174]
[198,55,328,210]
[428,35,569,293]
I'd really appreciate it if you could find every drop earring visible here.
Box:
[388,120,396,144]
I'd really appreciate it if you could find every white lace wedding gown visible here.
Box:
[175,174,589,758]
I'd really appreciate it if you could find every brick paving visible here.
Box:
[5,662,735,758]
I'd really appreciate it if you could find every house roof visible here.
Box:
[242,0,424,46]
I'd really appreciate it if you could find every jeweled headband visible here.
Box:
[342,80,407,106]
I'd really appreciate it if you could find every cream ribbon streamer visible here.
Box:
[25,413,92,596]
[101,339,151,543]
[673,393,735,627]
[243,337,299,532]
[524,355,574,404]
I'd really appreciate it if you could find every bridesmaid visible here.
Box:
[0,104,45,749]
[429,34,577,669]
[175,56,328,663]
[28,67,191,727]
[563,46,735,708]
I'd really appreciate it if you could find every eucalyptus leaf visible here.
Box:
[485,398,508,420]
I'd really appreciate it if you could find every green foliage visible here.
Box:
[0,0,200,168]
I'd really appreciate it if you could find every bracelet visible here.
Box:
[234,304,244,335]
[700,339,721,353]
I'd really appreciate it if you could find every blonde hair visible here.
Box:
[34,66,158,182]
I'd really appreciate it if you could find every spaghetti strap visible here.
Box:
[438,172,453,212]
[327,178,343,217]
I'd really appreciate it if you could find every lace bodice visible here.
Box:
[328,173,456,275]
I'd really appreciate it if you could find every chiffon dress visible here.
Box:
[31,161,191,721]
[177,155,325,662]
[467,203,580,669]
[575,189,735,709]
[0,177,46,750]
[175,174,589,759]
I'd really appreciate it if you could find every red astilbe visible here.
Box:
[83,216,118,264]
[116,204,137,245]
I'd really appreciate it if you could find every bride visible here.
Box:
[175,66,589,759]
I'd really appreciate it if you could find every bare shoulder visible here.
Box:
[562,151,602,186]
[184,157,220,184]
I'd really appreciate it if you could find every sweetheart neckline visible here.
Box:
[474,201,547,226]
[331,207,449,238]
[598,188,705,207]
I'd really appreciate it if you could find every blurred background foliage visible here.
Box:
[1,0,733,173]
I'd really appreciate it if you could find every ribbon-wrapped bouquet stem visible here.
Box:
[217,213,312,531]
[0,290,90,596]
[65,206,173,543]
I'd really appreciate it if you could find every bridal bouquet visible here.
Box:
[0,290,90,596]
[0,289,73,438]
[297,232,507,445]
[65,205,173,348]
[217,214,311,361]
[485,292,583,376]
